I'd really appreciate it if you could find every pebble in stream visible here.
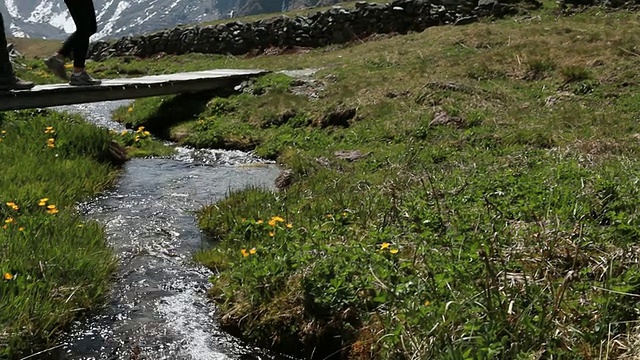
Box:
[44,101,293,360]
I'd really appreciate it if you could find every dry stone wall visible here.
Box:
[88,0,541,60]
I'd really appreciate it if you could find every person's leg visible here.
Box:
[63,0,97,71]
[0,13,34,90]
[45,0,100,84]
[0,12,15,77]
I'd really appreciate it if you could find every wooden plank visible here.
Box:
[0,69,269,111]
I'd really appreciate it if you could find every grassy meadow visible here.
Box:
[0,110,121,358]
[11,1,640,359]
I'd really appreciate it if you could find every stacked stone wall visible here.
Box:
[88,0,541,60]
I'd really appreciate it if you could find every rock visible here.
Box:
[316,157,331,167]
[334,150,371,162]
[313,105,356,128]
[274,169,294,190]
[454,16,478,25]
[429,110,466,128]
[261,109,298,128]
[107,140,129,165]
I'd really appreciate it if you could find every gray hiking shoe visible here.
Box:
[0,76,35,91]
[69,71,101,86]
[44,56,68,80]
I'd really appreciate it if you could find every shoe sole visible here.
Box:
[68,81,102,86]
[0,84,35,91]
[44,58,68,80]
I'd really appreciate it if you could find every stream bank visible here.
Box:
[45,101,291,360]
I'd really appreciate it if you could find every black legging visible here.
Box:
[0,13,14,77]
[59,0,97,69]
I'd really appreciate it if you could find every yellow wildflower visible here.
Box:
[257,219,263,225]
[424,300,430,306]
[47,204,56,210]
[3,272,13,280]
[6,202,18,210]
[1,130,5,134]
[137,126,145,132]
[269,231,275,237]
[121,130,128,136]
[268,219,277,227]
[271,216,285,223]
[128,107,133,112]
[134,136,140,142]
[380,242,390,250]
[18,227,24,231]
[143,131,151,136]
[241,248,249,257]
[249,248,257,255]
[45,126,55,134]
[390,249,399,254]
[47,208,59,214]
[286,223,293,229]
[4,218,13,224]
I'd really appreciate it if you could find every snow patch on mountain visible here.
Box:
[5,0,18,17]
[2,0,347,41]
[94,1,131,39]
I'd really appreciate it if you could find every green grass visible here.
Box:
[0,110,120,358]
[15,2,640,359]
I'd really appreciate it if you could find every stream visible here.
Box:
[46,101,289,360]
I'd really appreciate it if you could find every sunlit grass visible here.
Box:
[0,110,119,358]
[12,2,640,359]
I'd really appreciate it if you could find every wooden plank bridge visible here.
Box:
[0,69,269,111]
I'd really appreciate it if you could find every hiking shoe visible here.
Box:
[0,76,35,91]
[44,56,68,80]
[69,71,101,86]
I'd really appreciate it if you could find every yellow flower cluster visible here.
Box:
[241,247,257,257]
[2,201,25,230]
[268,216,285,227]
[242,216,293,238]
[380,242,399,254]
[47,138,55,148]
[134,126,151,142]
[0,129,5,142]
[45,126,55,134]
[3,201,20,230]
[3,272,13,280]
[38,198,59,214]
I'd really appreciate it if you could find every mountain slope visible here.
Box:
[1,0,349,40]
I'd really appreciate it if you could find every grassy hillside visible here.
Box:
[11,1,640,359]
[7,37,60,59]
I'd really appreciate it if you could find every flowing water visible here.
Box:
[46,101,289,360]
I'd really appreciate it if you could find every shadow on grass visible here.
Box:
[131,88,238,140]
